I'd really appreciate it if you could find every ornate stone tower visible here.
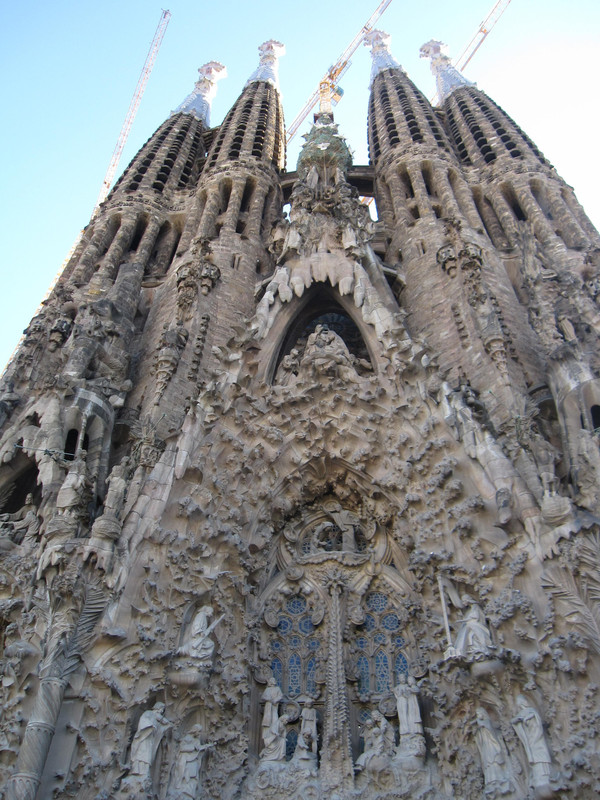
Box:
[1,31,600,800]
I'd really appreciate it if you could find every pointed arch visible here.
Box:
[258,284,379,385]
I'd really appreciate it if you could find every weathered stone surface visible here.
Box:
[1,34,600,800]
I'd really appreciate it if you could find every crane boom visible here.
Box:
[95,9,171,210]
[454,0,512,72]
[286,0,394,143]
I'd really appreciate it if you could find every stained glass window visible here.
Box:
[353,590,408,696]
[266,593,321,698]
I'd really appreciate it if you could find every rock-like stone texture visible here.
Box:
[1,35,600,800]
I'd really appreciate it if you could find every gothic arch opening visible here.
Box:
[270,288,373,385]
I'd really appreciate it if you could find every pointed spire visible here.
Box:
[364,30,403,86]
[419,40,475,102]
[172,61,227,125]
[245,40,285,90]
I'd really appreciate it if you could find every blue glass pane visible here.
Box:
[308,639,320,650]
[299,616,314,634]
[270,639,282,651]
[307,656,316,694]
[394,653,409,680]
[374,632,387,645]
[363,614,376,632]
[289,635,301,649]
[366,592,388,613]
[393,636,406,648]
[357,655,370,695]
[356,637,368,650]
[382,613,399,631]
[358,707,371,724]
[286,596,307,615]
[278,616,292,634]
[271,658,283,689]
[288,653,301,696]
[286,729,298,761]
[375,650,390,693]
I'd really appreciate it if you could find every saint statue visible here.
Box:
[260,712,290,763]
[103,457,129,519]
[56,450,90,518]
[260,675,284,749]
[177,605,221,664]
[168,724,214,800]
[356,710,395,772]
[0,493,39,550]
[129,703,170,783]
[512,695,552,791]
[474,707,511,795]
[393,673,425,756]
[454,595,493,660]
[299,698,318,754]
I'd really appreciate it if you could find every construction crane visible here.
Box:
[286,0,394,144]
[94,9,171,210]
[454,0,513,72]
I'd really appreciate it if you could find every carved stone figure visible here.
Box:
[512,695,553,796]
[393,674,425,756]
[261,676,284,748]
[154,321,189,404]
[177,605,220,664]
[454,595,493,660]
[260,712,289,763]
[102,457,129,519]
[199,261,221,295]
[299,698,318,754]
[474,707,511,795]
[0,493,39,550]
[356,711,394,772]
[56,450,90,518]
[129,702,170,783]
[168,724,212,800]
[298,325,359,383]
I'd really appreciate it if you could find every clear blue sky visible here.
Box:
[1,0,599,372]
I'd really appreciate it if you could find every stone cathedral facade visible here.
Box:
[1,28,600,800]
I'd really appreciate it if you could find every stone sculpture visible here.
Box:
[128,702,171,784]
[167,724,214,800]
[0,493,39,551]
[261,676,284,748]
[260,712,290,763]
[393,673,425,757]
[454,595,493,660]
[177,605,219,663]
[474,707,511,795]
[55,450,90,519]
[512,695,553,797]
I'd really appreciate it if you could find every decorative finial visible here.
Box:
[364,30,403,87]
[172,61,227,125]
[419,40,475,103]
[245,40,285,90]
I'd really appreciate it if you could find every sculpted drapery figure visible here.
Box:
[512,695,553,793]
[260,712,290,763]
[356,711,394,771]
[454,595,493,660]
[0,493,39,550]
[103,457,129,519]
[168,724,211,800]
[300,698,318,754]
[56,450,89,518]
[129,702,170,783]
[393,674,425,755]
[474,707,511,795]
[177,605,219,664]
[260,675,284,749]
